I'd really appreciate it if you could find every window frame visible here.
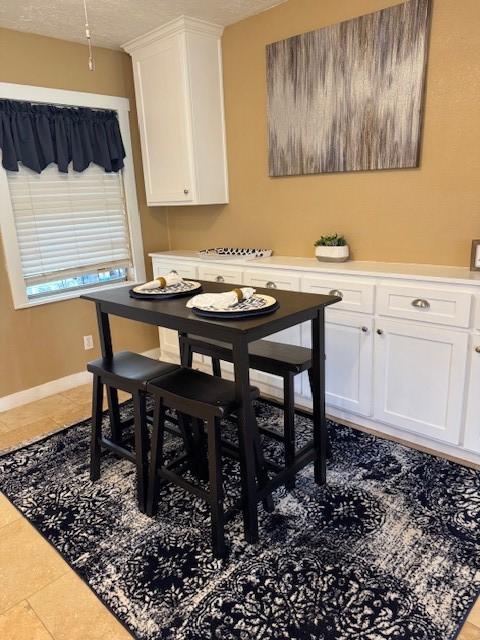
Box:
[0,82,146,309]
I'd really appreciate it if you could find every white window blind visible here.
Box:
[7,162,132,287]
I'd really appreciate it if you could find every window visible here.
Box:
[0,84,145,308]
[7,163,132,300]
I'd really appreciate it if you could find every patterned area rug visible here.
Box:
[0,399,479,640]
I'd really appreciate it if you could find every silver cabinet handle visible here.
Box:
[184,188,189,195]
[266,281,277,289]
[329,289,343,299]
[215,275,224,283]
[412,298,430,309]
[361,326,369,333]
[476,346,480,354]
[376,329,384,335]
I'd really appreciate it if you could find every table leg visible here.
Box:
[178,332,193,367]
[233,340,259,544]
[311,308,327,485]
[95,304,121,444]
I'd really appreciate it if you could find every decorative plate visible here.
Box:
[191,294,279,319]
[129,280,202,300]
[198,247,273,260]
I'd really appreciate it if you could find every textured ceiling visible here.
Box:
[0,0,285,50]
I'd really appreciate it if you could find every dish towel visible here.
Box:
[187,287,255,310]
[137,272,183,292]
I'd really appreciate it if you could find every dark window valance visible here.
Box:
[0,99,126,174]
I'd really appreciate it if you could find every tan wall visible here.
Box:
[0,28,168,396]
[166,0,480,266]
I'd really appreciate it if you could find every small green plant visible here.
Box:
[314,233,347,247]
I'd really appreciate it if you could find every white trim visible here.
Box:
[122,16,224,54]
[0,348,161,412]
[0,83,130,112]
[0,82,146,309]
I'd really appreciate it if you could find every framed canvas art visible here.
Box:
[266,0,432,176]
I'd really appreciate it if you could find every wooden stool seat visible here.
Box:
[147,367,259,419]
[182,335,312,375]
[87,351,178,392]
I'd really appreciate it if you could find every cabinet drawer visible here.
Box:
[197,265,243,285]
[152,260,198,280]
[301,276,375,313]
[243,270,300,291]
[377,284,471,327]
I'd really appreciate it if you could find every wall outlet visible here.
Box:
[83,335,94,350]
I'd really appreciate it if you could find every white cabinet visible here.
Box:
[373,319,468,444]
[124,17,228,206]
[302,311,374,416]
[464,338,480,453]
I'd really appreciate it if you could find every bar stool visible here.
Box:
[146,367,273,558]
[87,351,178,511]
[180,335,324,488]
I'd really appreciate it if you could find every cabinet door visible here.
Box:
[132,36,194,204]
[374,319,468,444]
[301,311,374,416]
[464,339,480,453]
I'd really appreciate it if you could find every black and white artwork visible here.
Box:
[266,0,432,176]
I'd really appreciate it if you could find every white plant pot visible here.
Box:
[315,245,350,262]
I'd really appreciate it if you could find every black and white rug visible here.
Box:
[0,399,479,640]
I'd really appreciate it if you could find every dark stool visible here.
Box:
[146,367,272,558]
[87,351,178,511]
[180,335,320,489]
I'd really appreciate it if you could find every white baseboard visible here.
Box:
[0,348,161,412]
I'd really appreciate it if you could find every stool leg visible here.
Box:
[308,368,331,459]
[147,398,165,517]
[133,390,149,513]
[106,386,122,444]
[90,374,104,481]
[284,373,296,490]
[253,425,275,513]
[212,357,222,377]
[207,417,226,558]
[192,418,209,481]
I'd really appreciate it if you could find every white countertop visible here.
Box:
[149,250,480,287]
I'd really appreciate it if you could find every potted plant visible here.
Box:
[314,234,350,262]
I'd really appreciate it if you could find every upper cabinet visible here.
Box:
[123,17,229,206]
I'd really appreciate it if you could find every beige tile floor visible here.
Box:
[0,384,479,639]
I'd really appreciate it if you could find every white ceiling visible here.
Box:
[0,0,285,50]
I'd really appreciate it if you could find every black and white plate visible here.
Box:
[129,280,202,300]
[191,293,279,319]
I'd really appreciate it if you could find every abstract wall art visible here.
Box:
[266,0,432,176]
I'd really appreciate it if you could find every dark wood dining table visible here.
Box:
[82,281,339,543]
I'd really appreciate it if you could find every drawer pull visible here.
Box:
[266,281,277,289]
[184,188,189,195]
[411,298,430,310]
[476,346,480,354]
[215,275,224,283]
[329,289,343,299]
[376,329,384,336]
[361,326,369,333]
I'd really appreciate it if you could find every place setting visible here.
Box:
[186,286,279,319]
[129,270,202,300]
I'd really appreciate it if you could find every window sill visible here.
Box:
[14,280,137,309]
